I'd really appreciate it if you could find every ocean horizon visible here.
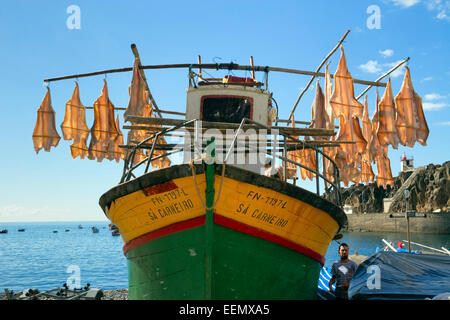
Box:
[1,221,449,292]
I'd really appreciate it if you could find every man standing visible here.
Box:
[329,243,358,300]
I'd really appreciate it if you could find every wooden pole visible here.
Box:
[44,62,387,88]
[402,240,449,255]
[356,57,410,100]
[288,30,351,122]
[198,55,203,81]
[407,216,411,253]
[250,56,256,80]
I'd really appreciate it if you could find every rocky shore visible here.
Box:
[0,288,128,300]
[341,161,449,214]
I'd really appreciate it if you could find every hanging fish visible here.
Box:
[286,117,316,181]
[310,80,328,140]
[32,87,61,154]
[395,66,429,147]
[88,79,119,162]
[377,78,399,149]
[60,82,90,159]
[360,149,375,184]
[110,115,125,163]
[324,62,335,131]
[124,59,148,122]
[330,46,367,165]
[376,148,394,189]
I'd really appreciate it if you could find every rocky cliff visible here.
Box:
[340,161,450,213]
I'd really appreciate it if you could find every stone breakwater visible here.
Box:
[345,212,450,234]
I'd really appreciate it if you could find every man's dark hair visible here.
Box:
[338,243,349,251]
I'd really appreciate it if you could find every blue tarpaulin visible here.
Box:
[348,251,450,300]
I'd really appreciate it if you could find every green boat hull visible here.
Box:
[126,222,321,300]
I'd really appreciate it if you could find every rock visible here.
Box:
[341,161,449,213]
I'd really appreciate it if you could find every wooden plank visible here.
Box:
[277,119,340,129]
[125,116,336,136]
[85,106,185,116]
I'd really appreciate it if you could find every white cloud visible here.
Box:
[391,0,421,7]
[387,0,450,21]
[359,60,406,78]
[385,60,406,78]
[426,0,450,21]
[421,76,433,82]
[436,121,450,125]
[359,60,383,73]
[424,93,445,100]
[379,49,394,57]
[423,102,448,110]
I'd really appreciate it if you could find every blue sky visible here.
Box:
[0,0,448,222]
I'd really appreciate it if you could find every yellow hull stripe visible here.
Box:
[214,176,339,257]
[107,175,207,243]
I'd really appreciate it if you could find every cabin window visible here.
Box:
[201,96,252,123]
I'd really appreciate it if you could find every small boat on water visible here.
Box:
[0,229,8,234]
[109,223,118,231]
[18,228,25,232]
[91,226,99,233]
[53,230,58,233]
[112,229,120,236]
[65,229,70,232]
[78,225,83,229]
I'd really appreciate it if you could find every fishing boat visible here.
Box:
[112,229,120,236]
[95,45,351,300]
[91,226,99,233]
[18,228,25,232]
[36,29,429,299]
[0,229,8,234]
[78,224,83,229]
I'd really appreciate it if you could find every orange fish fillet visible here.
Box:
[88,80,119,162]
[124,59,148,122]
[110,115,125,163]
[287,118,316,181]
[61,82,90,159]
[377,78,399,149]
[310,80,328,140]
[324,63,335,131]
[124,59,171,169]
[32,87,61,154]
[369,90,383,163]
[376,151,394,189]
[395,66,429,147]
[330,46,366,165]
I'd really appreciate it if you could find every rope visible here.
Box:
[189,158,226,211]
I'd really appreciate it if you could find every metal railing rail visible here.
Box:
[224,118,342,206]
[119,118,342,206]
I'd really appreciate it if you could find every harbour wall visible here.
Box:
[344,212,450,234]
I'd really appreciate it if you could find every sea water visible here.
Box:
[0,221,127,291]
[0,221,449,291]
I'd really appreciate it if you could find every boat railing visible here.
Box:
[120,118,342,207]
[225,118,342,206]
